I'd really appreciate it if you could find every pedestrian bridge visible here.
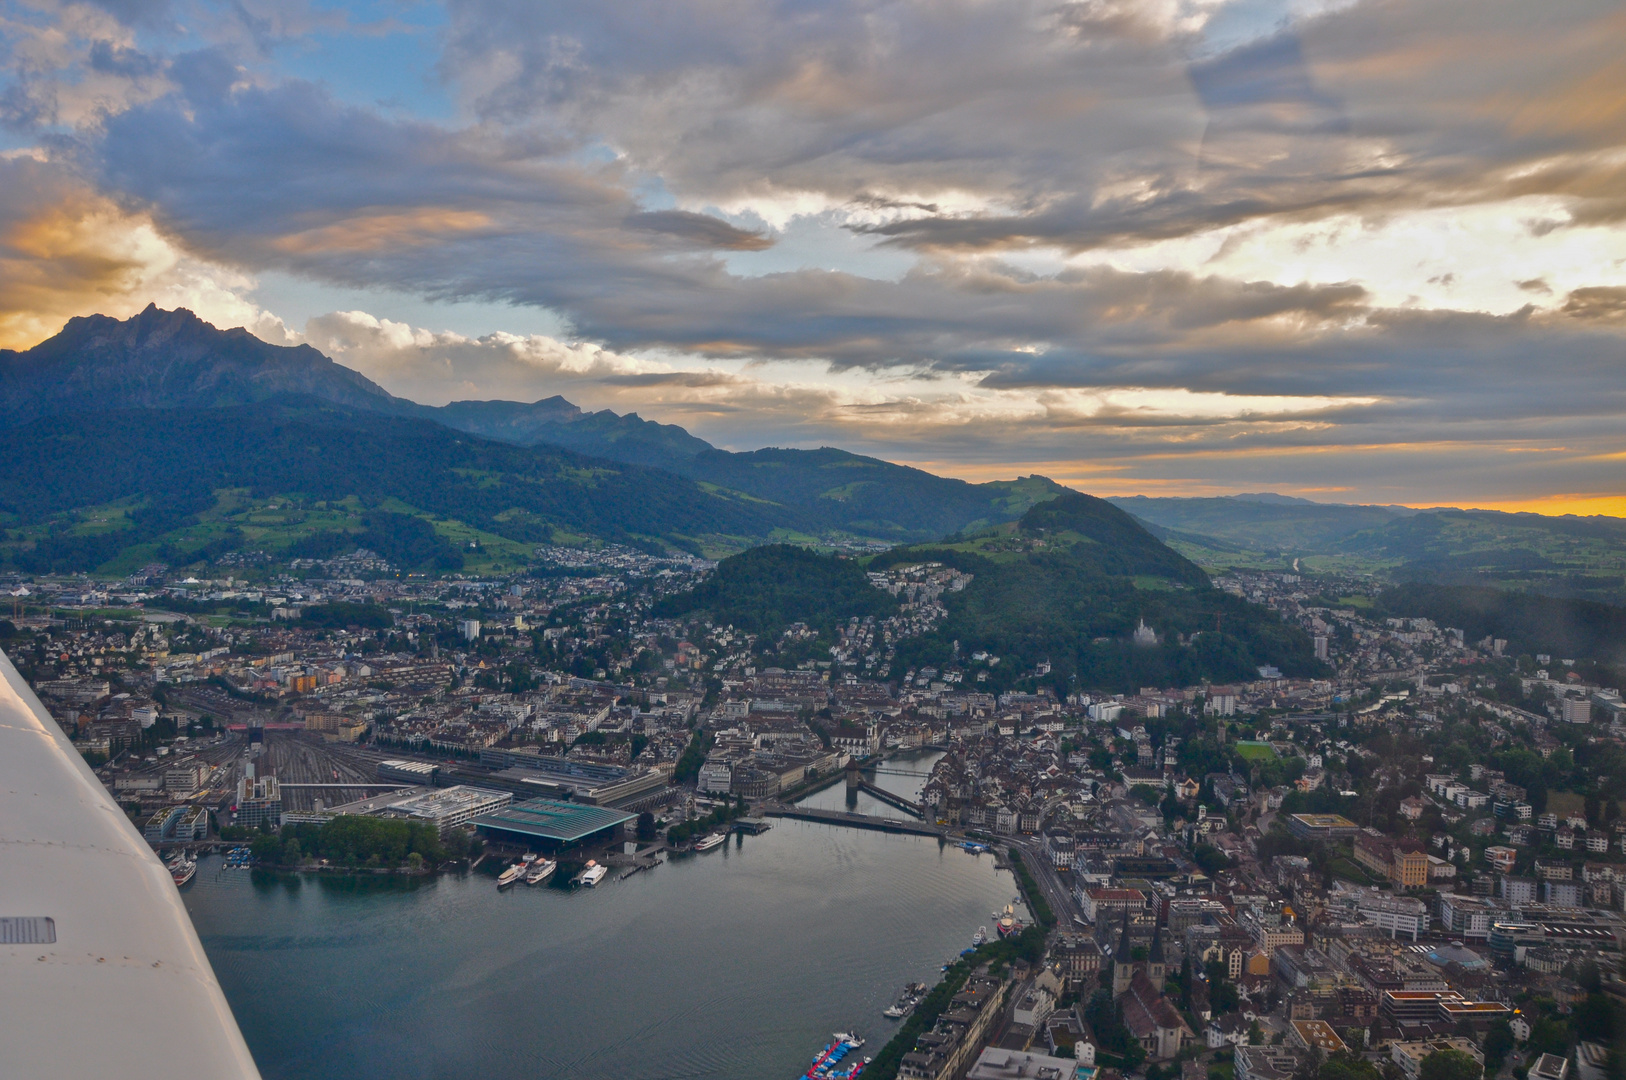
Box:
[759,804,944,838]
[853,779,924,817]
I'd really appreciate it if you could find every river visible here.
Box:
[184,752,1026,1080]
[793,747,943,821]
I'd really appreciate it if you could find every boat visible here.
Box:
[994,903,1024,939]
[171,856,196,887]
[960,841,987,854]
[802,1032,869,1079]
[883,983,927,1019]
[523,858,557,885]
[971,926,987,947]
[496,862,524,888]
[693,832,727,852]
[579,861,607,887]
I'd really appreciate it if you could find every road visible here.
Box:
[1010,835,1085,928]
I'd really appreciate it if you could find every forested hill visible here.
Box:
[872,491,1323,693]
[654,544,898,635]
[653,492,1325,694]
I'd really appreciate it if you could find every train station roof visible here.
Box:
[470,797,633,844]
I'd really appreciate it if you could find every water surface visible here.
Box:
[186,813,1024,1080]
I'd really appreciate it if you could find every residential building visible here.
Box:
[1391,1039,1483,1080]
[967,1049,1079,1080]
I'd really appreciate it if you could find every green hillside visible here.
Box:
[654,544,898,635]
[872,492,1325,693]
[1376,583,1626,667]
[0,401,787,572]
[0,307,1067,550]
[1114,494,1626,602]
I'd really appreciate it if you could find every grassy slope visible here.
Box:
[0,401,790,572]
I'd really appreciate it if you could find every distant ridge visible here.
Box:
[0,307,1070,564]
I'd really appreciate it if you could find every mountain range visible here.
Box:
[5,305,1624,604]
[0,306,1066,572]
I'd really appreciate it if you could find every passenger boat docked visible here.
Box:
[496,863,524,888]
[693,832,727,852]
[170,855,196,887]
[523,858,557,885]
[882,983,927,1020]
[579,861,607,887]
[971,926,987,947]
[994,904,1023,939]
[802,1032,869,1079]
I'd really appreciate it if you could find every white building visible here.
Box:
[697,760,733,795]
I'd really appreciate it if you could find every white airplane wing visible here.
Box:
[0,648,260,1079]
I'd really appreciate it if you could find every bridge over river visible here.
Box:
[757,804,945,838]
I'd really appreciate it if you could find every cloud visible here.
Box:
[1562,286,1626,322]
[0,154,288,348]
[624,210,773,251]
[302,309,672,405]
[432,0,1626,258]
[3,0,1626,510]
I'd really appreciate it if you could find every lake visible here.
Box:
[185,753,1024,1080]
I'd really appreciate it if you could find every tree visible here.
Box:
[636,812,657,843]
[1526,1018,1570,1058]
[1419,1049,1483,1080]
[1483,1022,1516,1074]
[1319,1051,1381,1080]
[1572,993,1614,1044]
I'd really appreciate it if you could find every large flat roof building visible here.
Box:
[373,785,512,835]
[470,797,634,852]
[1287,813,1360,839]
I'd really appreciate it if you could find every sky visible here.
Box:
[2,0,1625,513]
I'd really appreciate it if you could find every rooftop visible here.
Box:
[1290,813,1359,829]
[1291,1020,1348,1054]
[384,785,511,821]
[471,797,634,843]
